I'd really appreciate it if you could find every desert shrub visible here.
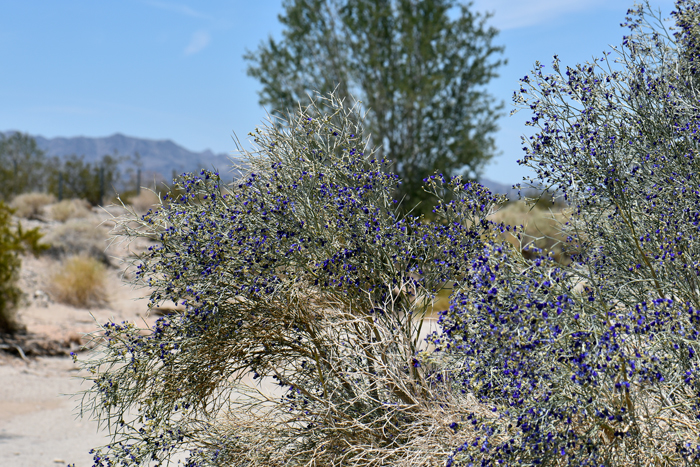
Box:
[49,254,106,308]
[432,2,700,465]
[488,199,572,264]
[49,198,92,222]
[75,92,512,466]
[9,192,56,219]
[0,202,46,334]
[42,219,109,264]
[126,188,161,214]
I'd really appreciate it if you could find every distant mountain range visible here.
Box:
[3,130,520,199]
[28,132,236,179]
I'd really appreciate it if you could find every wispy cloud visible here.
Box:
[146,1,214,21]
[471,0,611,30]
[29,105,98,115]
[184,30,211,55]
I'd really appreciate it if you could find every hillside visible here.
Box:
[3,130,523,198]
[2,131,238,181]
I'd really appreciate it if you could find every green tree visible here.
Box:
[244,0,505,214]
[46,153,123,205]
[0,132,48,200]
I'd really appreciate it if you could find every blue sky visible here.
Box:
[0,0,678,186]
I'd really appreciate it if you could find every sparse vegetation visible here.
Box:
[0,132,49,201]
[48,198,92,222]
[49,254,106,308]
[126,189,161,214]
[10,192,57,220]
[0,131,141,206]
[46,153,123,206]
[488,199,571,264]
[42,219,110,264]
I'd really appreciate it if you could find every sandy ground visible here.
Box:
[0,206,162,466]
[0,268,158,467]
[0,355,108,467]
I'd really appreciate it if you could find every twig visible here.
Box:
[0,343,28,361]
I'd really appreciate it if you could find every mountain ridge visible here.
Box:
[2,131,236,180]
[3,130,519,198]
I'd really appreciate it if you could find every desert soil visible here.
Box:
[0,206,162,467]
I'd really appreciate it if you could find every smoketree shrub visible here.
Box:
[433,1,700,465]
[76,92,514,466]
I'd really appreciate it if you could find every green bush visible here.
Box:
[0,202,47,334]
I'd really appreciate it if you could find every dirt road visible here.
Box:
[0,355,111,467]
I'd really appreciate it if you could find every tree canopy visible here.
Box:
[245,0,505,214]
[0,132,48,200]
[45,153,123,206]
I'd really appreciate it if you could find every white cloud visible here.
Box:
[146,1,213,20]
[470,0,612,30]
[184,30,211,55]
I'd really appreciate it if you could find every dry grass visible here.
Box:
[10,192,57,219]
[42,219,110,264]
[489,200,572,264]
[49,198,92,222]
[120,188,160,214]
[127,190,161,214]
[49,254,107,308]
